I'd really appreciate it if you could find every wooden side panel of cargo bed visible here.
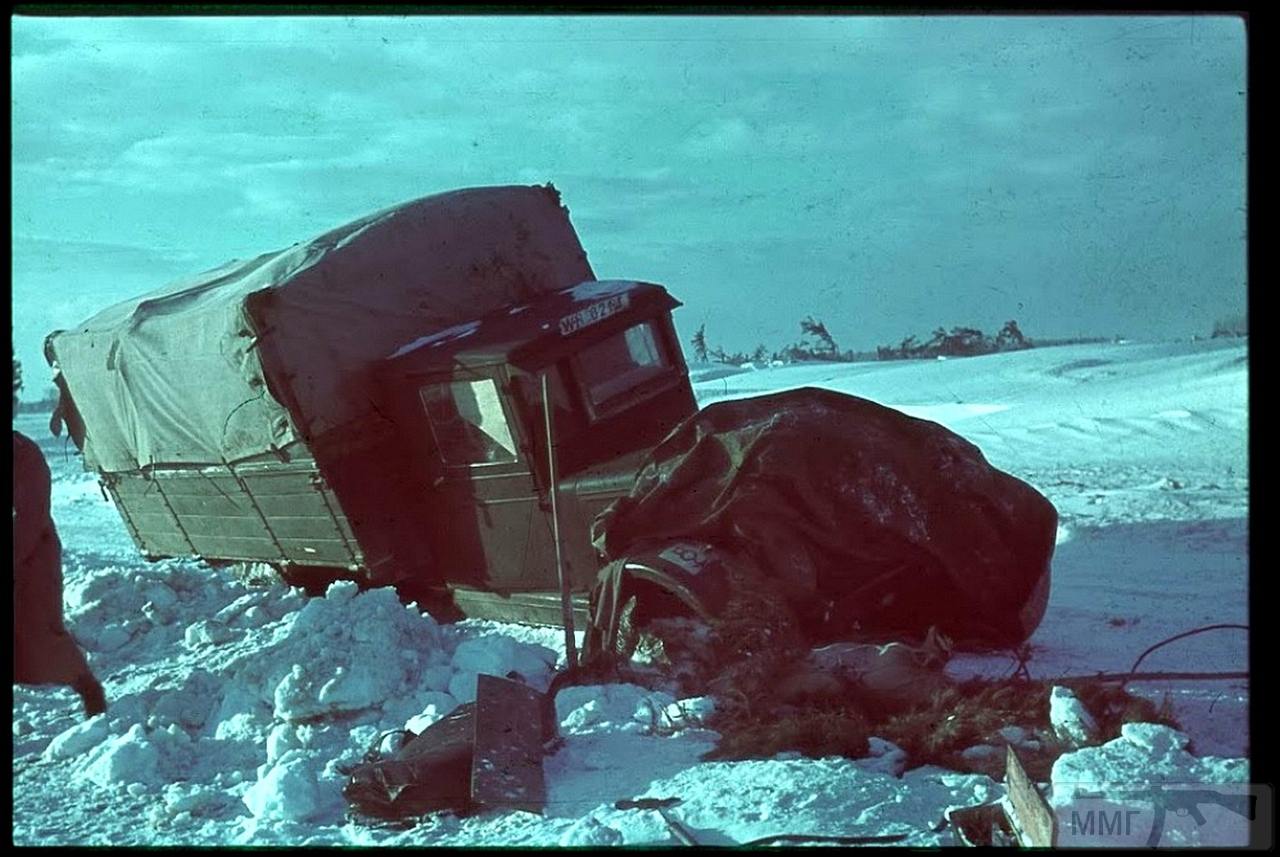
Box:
[105,463,363,568]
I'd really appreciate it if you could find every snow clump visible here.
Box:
[1051,723,1247,800]
[268,581,445,722]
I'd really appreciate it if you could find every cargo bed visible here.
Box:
[102,453,363,570]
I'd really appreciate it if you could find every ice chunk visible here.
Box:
[448,670,479,704]
[242,754,340,822]
[451,635,555,680]
[559,815,625,846]
[1120,722,1190,754]
[419,664,453,693]
[663,696,716,730]
[81,724,161,788]
[323,580,360,602]
[556,684,676,735]
[184,619,235,648]
[404,691,460,733]
[859,737,909,778]
[43,715,111,761]
[1051,723,1248,802]
[1049,685,1099,748]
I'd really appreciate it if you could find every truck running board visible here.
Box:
[448,586,591,629]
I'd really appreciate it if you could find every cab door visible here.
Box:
[416,369,553,590]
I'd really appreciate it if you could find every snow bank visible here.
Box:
[1049,723,1252,846]
[1051,723,1248,799]
[556,683,678,735]
[572,756,1002,846]
[27,572,573,834]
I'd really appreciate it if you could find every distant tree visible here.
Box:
[995,319,1028,350]
[799,316,839,357]
[879,320,1036,361]
[691,323,709,362]
[942,326,990,356]
[12,347,21,404]
[1211,314,1247,338]
[750,343,769,364]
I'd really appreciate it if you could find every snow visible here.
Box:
[12,337,1249,845]
[1048,724,1252,847]
[564,279,637,303]
[1049,686,1101,749]
[388,319,482,359]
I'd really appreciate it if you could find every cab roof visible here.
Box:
[385,279,679,372]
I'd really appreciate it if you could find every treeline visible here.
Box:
[11,350,58,412]
[1210,314,1247,338]
[691,318,1039,366]
[14,389,60,413]
[875,320,1032,360]
[690,317,860,365]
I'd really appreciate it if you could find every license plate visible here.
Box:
[558,293,630,336]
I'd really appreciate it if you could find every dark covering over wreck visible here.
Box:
[589,388,1057,649]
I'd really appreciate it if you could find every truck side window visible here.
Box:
[420,379,519,466]
[574,321,672,413]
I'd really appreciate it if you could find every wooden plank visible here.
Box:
[129,510,189,527]
[135,532,194,557]
[185,534,274,558]
[470,674,548,813]
[946,801,1016,847]
[248,503,340,524]
[160,512,340,538]
[166,497,252,518]
[1005,746,1057,847]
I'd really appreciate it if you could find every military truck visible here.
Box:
[46,185,700,627]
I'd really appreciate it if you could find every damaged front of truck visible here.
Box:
[377,278,699,626]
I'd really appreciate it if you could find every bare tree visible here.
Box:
[799,317,839,356]
[691,323,709,362]
[996,320,1027,349]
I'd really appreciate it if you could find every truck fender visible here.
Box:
[582,540,739,666]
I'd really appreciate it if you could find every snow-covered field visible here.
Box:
[13,337,1250,846]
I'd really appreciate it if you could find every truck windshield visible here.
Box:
[574,321,672,414]
[420,378,519,466]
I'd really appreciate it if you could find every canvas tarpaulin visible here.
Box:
[590,388,1057,648]
[48,185,595,473]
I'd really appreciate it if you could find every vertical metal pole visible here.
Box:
[542,372,578,671]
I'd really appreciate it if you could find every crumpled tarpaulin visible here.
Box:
[591,388,1057,649]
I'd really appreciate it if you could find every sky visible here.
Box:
[11,14,1247,398]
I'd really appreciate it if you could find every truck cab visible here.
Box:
[377,279,696,624]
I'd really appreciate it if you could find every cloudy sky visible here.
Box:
[12,14,1246,396]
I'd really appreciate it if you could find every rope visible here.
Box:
[1052,670,1249,685]
[1000,623,1249,686]
[1127,624,1248,675]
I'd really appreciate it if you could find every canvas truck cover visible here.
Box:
[48,185,594,473]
